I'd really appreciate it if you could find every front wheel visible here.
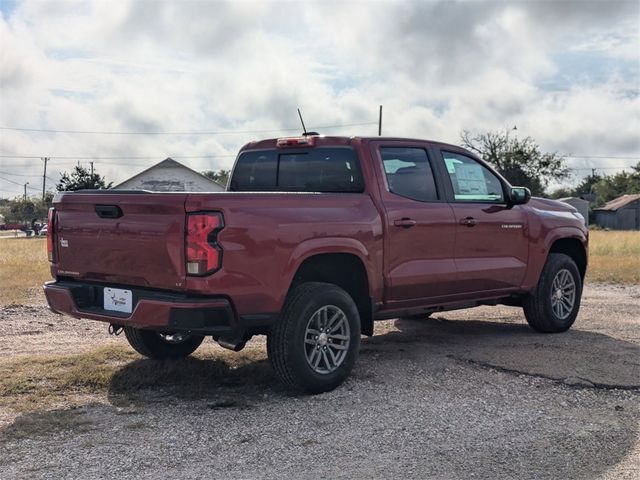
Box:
[523,253,583,333]
[123,327,204,359]
[267,282,361,394]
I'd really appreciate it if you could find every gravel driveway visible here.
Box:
[1,283,639,479]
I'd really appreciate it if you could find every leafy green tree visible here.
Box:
[461,129,569,196]
[548,187,574,200]
[8,198,36,224]
[202,169,230,187]
[34,192,55,220]
[591,164,640,206]
[57,165,112,191]
[547,163,639,222]
[573,173,603,198]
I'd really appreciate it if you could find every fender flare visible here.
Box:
[523,226,588,290]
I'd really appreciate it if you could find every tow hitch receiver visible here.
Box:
[108,324,123,336]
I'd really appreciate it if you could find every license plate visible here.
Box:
[104,288,133,314]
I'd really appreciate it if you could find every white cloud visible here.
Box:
[0,0,638,197]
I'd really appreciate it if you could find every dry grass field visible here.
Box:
[0,238,50,304]
[0,343,267,413]
[588,230,640,283]
[0,231,638,305]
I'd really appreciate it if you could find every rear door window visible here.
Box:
[229,147,363,192]
[380,147,438,201]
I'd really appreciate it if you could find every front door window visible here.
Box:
[442,152,504,203]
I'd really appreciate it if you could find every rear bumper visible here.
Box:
[43,281,276,340]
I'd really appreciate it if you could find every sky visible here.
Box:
[0,0,639,198]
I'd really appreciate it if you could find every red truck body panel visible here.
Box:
[44,136,588,339]
[53,193,188,291]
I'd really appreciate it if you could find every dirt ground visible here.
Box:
[1,282,639,479]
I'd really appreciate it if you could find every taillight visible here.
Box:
[47,207,56,263]
[185,212,224,276]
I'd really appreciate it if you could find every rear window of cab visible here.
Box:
[228,147,364,193]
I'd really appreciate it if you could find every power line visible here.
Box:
[571,166,638,171]
[0,154,236,160]
[0,176,22,186]
[0,122,378,136]
[0,171,45,177]
[1,153,639,161]
[565,155,640,160]
[0,176,41,191]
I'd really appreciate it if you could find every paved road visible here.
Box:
[1,283,639,479]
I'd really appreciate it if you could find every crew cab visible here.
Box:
[44,135,588,393]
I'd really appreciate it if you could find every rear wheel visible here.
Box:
[523,253,582,333]
[123,327,204,359]
[267,282,361,394]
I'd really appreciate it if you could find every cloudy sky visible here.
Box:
[0,0,638,198]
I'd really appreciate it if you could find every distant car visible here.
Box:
[39,226,48,236]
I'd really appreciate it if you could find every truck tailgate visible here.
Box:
[54,192,188,291]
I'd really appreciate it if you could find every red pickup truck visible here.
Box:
[44,135,588,393]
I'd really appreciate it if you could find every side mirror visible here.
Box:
[508,186,531,205]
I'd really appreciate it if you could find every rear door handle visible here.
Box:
[459,217,477,227]
[394,218,417,228]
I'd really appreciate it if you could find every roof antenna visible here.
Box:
[297,108,307,135]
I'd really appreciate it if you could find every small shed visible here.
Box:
[593,194,640,230]
[557,197,589,226]
[113,158,225,192]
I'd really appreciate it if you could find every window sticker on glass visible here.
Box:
[455,163,488,196]
[442,151,504,202]
[444,158,460,174]
[383,159,416,174]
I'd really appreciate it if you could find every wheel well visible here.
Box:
[289,253,373,336]
[549,238,587,279]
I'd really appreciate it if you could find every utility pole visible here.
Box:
[42,157,49,202]
[378,105,383,136]
[23,182,29,201]
[90,161,94,177]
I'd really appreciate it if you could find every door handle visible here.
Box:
[459,216,477,227]
[394,218,417,228]
[95,205,123,219]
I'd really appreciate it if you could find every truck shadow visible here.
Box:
[105,315,640,407]
[107,354,279,408]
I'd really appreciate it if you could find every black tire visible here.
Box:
[523,253,582,333]
[267,282,361,394]
[123,327,204,359]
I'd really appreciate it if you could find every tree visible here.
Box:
[591,163,640,206]
[202,169,230,187]
[34,192,55,220]
[57,165,112,191]
[4,193,54,224]
[8,198,36,224]
[547,162,640,222]
[460,129,569,196]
